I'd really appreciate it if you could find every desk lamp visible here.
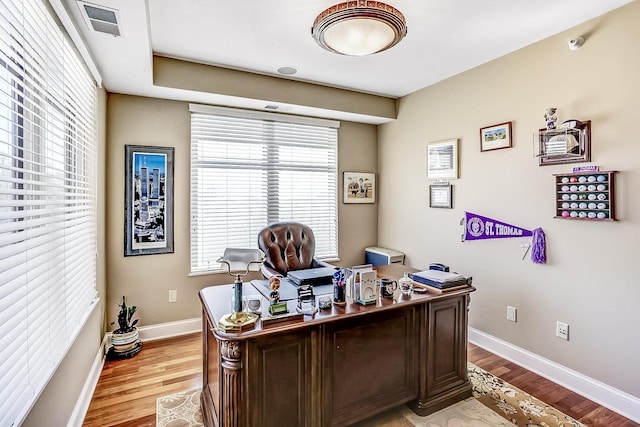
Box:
[217,248,265,332]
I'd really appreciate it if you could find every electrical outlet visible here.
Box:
[506,306,517,322]
[169,290,177,303]
[556,321,569,340]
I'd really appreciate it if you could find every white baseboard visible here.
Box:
[67,335,108,427]
[137,317,202,342]
[104,317,202,349]
[469,327,640,423]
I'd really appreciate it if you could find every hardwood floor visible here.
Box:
[469,344,638,427]
[83,333,638,426]
[82,333,202,427]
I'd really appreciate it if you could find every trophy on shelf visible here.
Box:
[217,248,265,332]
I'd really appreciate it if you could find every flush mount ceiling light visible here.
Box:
[311,1,407,56]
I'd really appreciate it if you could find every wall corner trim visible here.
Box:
[469,327,640,423]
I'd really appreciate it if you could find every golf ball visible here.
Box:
[587,176,596,182]
[597,175,607,182]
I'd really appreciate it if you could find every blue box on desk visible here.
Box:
[365,247,405,266]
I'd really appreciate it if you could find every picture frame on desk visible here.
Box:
[124,144,174,256]
[343,171,375,204]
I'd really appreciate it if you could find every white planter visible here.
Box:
[111,329,140,354]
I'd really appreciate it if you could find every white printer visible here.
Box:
[365,246,405,266]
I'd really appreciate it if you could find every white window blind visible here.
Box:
[190,105,339,274]
[0,0,98,425]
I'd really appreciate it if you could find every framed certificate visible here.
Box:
[429,184,453,209]
[427,139,458,180]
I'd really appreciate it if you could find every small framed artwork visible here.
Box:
[480,121,512,152]
[427,139,458,180]
[124,145,175,256]
[343,171,375,203]
[429,184,453,208]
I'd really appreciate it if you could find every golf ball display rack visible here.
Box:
[554,171,616,221]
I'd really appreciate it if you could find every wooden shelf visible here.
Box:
[536,121,591,166]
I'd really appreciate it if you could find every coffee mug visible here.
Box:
[377,278,398,298]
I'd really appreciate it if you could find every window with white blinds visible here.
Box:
[190,104,339,274]
[0,0,98,425]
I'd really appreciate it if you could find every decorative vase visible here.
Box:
[109,328,142,359]
[544,107,558,130]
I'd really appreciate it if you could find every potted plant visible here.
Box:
[108,296,142,359]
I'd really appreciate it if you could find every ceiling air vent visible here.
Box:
[77,1,122,37]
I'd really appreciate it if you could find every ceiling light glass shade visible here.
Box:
[312,1,407,56]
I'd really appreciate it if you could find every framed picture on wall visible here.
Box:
[124,145,175,256]
[480,121,512,152]
[427,139,458,179]
[343,172,376,204]
[429,184,453,208]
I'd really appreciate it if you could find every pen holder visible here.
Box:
[333,278,346,304]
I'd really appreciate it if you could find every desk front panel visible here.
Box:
[322,306,418,426]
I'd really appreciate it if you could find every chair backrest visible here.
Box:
[258,222,316,276]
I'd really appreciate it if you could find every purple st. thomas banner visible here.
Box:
[462,211,532,241]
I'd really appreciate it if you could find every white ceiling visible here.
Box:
[62,0,633,122]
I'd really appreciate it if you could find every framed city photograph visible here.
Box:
[429,184,453,209]
[343,171,376,204]
[427,139,458,179]
[480,121,512,152]
[124,145,175,256]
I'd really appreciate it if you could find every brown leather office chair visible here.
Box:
[257,222,332,278]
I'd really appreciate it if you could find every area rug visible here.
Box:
[156,363,586,427]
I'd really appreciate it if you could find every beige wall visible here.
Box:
[378,2,640,397]
[106,94,378,326]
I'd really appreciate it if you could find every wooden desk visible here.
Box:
[199,265,475,427]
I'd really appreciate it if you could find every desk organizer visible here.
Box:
[554,171,617,221]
